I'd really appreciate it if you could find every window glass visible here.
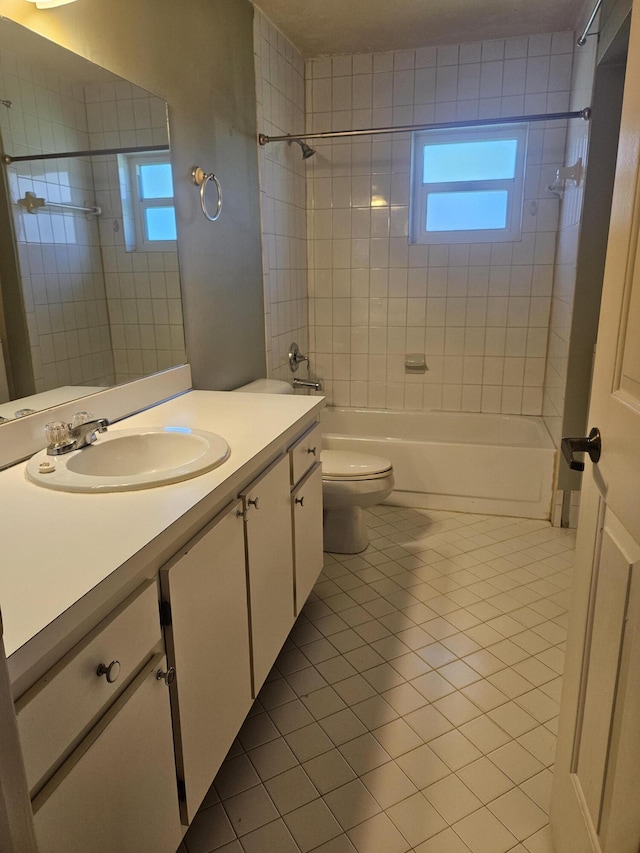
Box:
[423,139,518,183]
[410,123,527,245]
[426,190,508,231]
[145,206,177,241]
[138,163,174,199]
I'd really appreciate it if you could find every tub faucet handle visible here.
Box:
[288,342,309,372]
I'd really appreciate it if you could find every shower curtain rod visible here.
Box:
[577,0,602,45]
[2,143,169,165]
[258,107,592,146]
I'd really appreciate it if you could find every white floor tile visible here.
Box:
[423,773,483,823]
[453,806,519,853]
[182,507,575,853]
[324,778,382,829]
[457,756,515,803]
[488,787,548,840]
[347,812,411,853]
[371,717,424,757]
[360,760,418,808]
[239,818,300,852]
[264,766,319,813]
[428,729,483,771]
[386,791,448,846]
[222,785,279,837]
[283,798,342,852]
[303,749,356,794]
[414,826,473,852]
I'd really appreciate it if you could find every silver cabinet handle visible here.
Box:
[307,446,317,456]
[157,667,176,686]
[295,496,305,506]
[97,660,121,684]
[248,497,260,509]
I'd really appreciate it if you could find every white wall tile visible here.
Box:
[259,26,581,414]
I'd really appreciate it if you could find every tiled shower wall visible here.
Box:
[254,10,309,382]
[306,33,576,413]
[85,82,186,384]
[1,50,115,393]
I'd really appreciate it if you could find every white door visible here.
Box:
[551,8,640,852]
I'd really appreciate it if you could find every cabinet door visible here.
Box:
[293,463,324,614]
[16,580,161,796]
[161,501,252,824]
[32,654,182,853]
[242,456,295,695]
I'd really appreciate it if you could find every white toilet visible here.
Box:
[321,450,394,554]
[232,380,395,554]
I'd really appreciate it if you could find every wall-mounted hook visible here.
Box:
[547,157,584,197]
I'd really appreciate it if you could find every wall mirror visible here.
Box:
[0,18,186,424]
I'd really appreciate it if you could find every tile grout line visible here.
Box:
[183,506,572,853]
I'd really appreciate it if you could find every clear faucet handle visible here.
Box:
[45,421,71,446]
[70,411,94,428]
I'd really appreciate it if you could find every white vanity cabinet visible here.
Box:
[15,581,182,853]
[289,422,324,615]
[32,653,182,853]
[2,392,326,853]
[160,501,253,824]
[292,462,324,614]
[240,454,295,695]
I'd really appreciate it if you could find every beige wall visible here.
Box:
[2,0,266,391]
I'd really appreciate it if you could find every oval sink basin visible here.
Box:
[26,427,230,493]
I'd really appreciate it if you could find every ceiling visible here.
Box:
[251,0,587,58]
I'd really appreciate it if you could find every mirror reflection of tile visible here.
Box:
[0,20,186,419]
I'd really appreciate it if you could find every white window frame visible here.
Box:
[410,123,528,245]
[120,151,176,252]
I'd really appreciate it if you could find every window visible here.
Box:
[410,124,528,244]
[118,152,177,251]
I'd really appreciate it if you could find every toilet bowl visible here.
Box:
[232,381,394,554]
[321,450,394,554]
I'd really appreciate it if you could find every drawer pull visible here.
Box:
[307,446,317,456]
[157,666,176,686]
[295,496,305,506]
[248,497,260,509]
[96,660,121,684]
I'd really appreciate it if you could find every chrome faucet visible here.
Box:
[293,378,323,392]
[45,415,109,456]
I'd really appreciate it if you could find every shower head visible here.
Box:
[289,138,316,160]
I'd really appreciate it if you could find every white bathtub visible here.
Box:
[321,407,556,519]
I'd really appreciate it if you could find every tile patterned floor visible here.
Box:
[180,505,575,853]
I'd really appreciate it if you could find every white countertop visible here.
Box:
[0,386,106,421]
[0,390,323,658]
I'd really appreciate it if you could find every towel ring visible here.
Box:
[191,166,222,222]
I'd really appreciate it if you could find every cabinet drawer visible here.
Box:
[289,421,322,486]
[16,579,162,795]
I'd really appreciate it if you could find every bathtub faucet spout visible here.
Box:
[293,378,323,392]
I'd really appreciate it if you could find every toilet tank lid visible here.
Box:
[321,449,393,478]
[232,379,293,394]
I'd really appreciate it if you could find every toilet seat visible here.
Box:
[321,450,392,481]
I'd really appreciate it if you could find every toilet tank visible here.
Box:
[232,379,293,394]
